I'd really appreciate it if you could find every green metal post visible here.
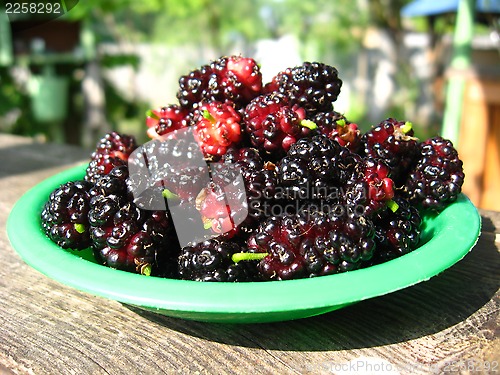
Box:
[0,9,13,66]
[441,0,475,145]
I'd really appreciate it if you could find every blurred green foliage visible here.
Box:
[66,0,376,52]
[4,0,442,144]
[0,67,33,134]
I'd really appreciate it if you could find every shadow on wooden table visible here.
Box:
[0,142,88,178]
[126,216,499,352]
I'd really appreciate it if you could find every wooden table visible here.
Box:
[0,134,498,375]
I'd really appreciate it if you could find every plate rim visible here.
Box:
[6,164,482,317]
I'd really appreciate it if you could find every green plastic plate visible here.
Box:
[7,165,481,323]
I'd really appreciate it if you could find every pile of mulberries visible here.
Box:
[41,55,464,282]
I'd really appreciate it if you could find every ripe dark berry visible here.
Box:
[276,134,360,200]
[344,157,396,217]
[223,148,278,225]
[177,63,214,110]
[246,205,376,280]
[178,239,257,282]
[93,131,138,157]
[177,56,263,111]
[85,132,138,183]
[41,180,92,249]
[264,62,342,116]
[244,93,317,158]
[85,153,127,185]
[372,196,422,263]
[362,118,419,185]
[89,166,179,276]
[89,165,130,200]
[313,111,361,152]
[404,136,464,211]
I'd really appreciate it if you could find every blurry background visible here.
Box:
[0,0,499,209]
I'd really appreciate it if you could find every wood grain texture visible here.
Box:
[458,78,500,211]
[0,134,498,375]
[459,79,490,208]
[481,104,500,211]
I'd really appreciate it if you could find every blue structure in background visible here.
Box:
[402,0,500,17]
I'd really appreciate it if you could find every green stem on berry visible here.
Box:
[140,263,152,276]
[336,119,346,127]
[203,110,215,122]
[300,119,317,130]
[232,252,268,263]
[146,109,159,120]
[401,121,413,134]
[203,221,213,230]
[162,189,179,200]
[74,223,86,234]
[386,199,400,213]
